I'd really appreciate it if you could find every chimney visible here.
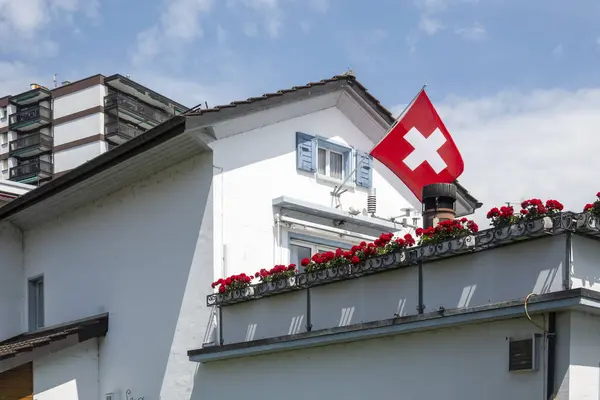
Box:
[422,183,457,229]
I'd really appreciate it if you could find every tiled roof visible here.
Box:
[0,313,108,361]
[184,73,396,124]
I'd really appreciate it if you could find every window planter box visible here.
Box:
[254,277,298,295]
[216,286,254,304]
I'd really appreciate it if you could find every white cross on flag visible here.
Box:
[370,89,464,201]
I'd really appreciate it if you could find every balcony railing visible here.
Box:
[9,132,53,157]
[206,212,600,346]
[105,121,145,144]
[10,159,53,182]
[9,105,52,130]
[104,93,169,124]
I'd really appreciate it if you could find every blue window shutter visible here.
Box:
[355,151,373,188]
[296,132,316,172]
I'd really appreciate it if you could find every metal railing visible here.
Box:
[9,132,52,153]
[104,93,169,124]
[9,105,52,127]
[105,121,145,140]
[10,159,53,180]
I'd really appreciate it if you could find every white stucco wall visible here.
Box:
[53,85,106,119]
[570,235,600,291]
[53,114,104,145]
[53,141,104,173]
[34,340,99,400]
[0,221,24,341]
[23,152,214,399]
[193,317,547,400]
[567,311,600,400]
[211,106,414,281]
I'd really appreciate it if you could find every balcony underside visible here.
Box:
[10,87,51,106]
[10,145,52,159]
[104,74,187,114]
[10,117,51,133]
[105,106,158,130]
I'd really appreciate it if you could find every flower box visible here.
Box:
[354,250,406,274]
[216,286,254,304]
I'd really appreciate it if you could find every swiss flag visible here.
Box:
[370,89,464,201]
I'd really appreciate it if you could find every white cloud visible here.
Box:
[0,61,41,95]
[130,0,214,65]
[243,22,259,37]
[413,0,480,39]
[0,0,98,57]
[307,0,330,13]
[455,21,486,41]
[552,44,564,57]
[300,20,312,34]
[392,87,600,226]
[228,0,283,38]
[419,16,444,35]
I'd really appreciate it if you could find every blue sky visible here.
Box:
[1,0,600,222]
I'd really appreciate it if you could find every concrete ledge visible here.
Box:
[189,288,600,363]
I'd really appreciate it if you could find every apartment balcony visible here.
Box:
[105,121,145,145]
[104,93,170,130]
[10,86,51,107]
[9,105,52,132]
[194,212,600,361]
[9,132,53,158]
[9,159,53,184]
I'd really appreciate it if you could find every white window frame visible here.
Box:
[317,147,345,182]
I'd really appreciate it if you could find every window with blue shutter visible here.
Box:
[355,151,373,188]
[296,132,357,186]
[296,132,316,172]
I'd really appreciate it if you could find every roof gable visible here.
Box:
[0,74,480,224]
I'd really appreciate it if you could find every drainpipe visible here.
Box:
[274,213,283,265]
[213,165,225,278]
[546,312,556,400]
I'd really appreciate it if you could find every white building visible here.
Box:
[0,73,500,399]
[0,75,187,186]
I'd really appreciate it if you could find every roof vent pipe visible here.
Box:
[367,187,376,215]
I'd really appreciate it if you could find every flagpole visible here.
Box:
[332,83,428,197]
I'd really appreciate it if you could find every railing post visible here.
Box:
[563,231,572,290]
[218,306,224,345]
[417,261,425,314]
[306,287,313,332]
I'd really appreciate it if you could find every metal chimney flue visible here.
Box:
[422,183,457,229]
